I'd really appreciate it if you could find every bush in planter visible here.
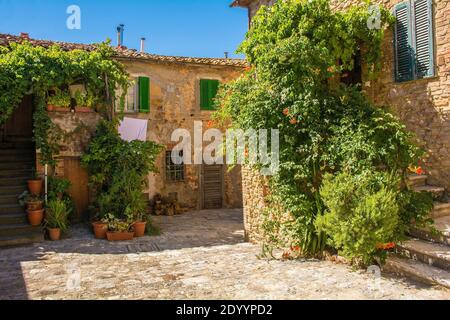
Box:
[316,171,400,266]
[47,89,72,109]
[45,199,70,241]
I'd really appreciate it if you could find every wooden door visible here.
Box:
[64,157,89,221]
[202,164,223,209]
[3,95,33,141]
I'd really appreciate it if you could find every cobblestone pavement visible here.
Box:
[0,209,449,300]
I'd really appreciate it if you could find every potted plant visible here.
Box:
[74,91,95,113]
[25,194,44,211]
[105,214,134,241]
[92,216,109,239]
[45,199,69,241]
[126,189,148,238]
[47,89,72,112]
[27,205,45,227]
[27,167,43,196]
[48,176,71,200]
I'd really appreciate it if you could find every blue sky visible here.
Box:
[0,0,248,58]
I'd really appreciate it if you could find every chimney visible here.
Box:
[20,32,30,39]
[140,37,146,53]
[116,24,125,47]
[224,51,229,59]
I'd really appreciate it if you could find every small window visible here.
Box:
[200,79,220,110]
[115,76,150,113]
[166,150,185,182]
[394,0,435,82]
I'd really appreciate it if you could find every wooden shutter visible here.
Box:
[200,79,220,110]
[413,0,434,78]
[394,2,414,82]
[139,76,150,113]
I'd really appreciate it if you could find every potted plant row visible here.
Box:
[24,168,45,226]
[46,89,72,112]
[74,91,95,113]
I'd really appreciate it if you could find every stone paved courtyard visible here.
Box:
[0,209,449,300]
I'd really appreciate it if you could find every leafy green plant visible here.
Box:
[214,0,429,263]
[0,41,130,165]
[316,171,400,266]
[45,199,70,233]
[125,188,148,222]
[103,213,132,232]
[48,176,72,200]
[81,119,162,221]
[74,91,97,108]
[47,89,72,108]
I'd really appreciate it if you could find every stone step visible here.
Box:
[432,202,450,219]
[0,142,34,150]
[0,177,28,187]
[413,185,445,199]
[409,215,450,246]
[0,213,28,225]
[0,223,42,237]
[396,238,450,271]
[0,155,34,163]
[0,185,27,196]
[407,174,428,187]
[385,255,450,289]
[0,168,32,178]
[0,204,23,214]
[0,194,20,205]
[0,230,44,248]
[0,161,34,170]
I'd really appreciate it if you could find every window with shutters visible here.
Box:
[394,0,435,82]
[115,76,150,113]
[166,150,185,182]
[200,79,220,110]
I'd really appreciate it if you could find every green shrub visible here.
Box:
[45,199,70,233]
[316,171,400,265]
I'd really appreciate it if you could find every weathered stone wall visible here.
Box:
[119,59,244,210]
[247,0,276,20]
[241,0,450,243]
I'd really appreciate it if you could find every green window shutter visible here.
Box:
[394,2,414,82]
[413,0,434,78]
[139,76,150,113]
[200,79,220,110]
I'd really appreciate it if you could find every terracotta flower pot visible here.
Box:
[106,231,134,242]
[48,228,61,241]
[75,106,94,113]
[28,179,43,196]
[27,201,43,211]
[27,209,44,226]
[92,222,108,239]
[133,221,147,238]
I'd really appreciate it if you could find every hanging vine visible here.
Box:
[0,40,129,165]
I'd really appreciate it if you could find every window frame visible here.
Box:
[165,150,185,183]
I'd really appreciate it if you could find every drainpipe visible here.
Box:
[44,164,48,203]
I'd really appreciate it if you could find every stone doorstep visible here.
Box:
[385,256,450,289]
[396,238,450,271]
[432,202,450,219]
[413,185,446,195]
[406,174,428,187]
[409,216,450,246]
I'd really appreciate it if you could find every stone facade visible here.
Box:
[236,0,450,243]
[40,57,245,215]
[118,58,244,210]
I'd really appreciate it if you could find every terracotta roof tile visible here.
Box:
[0,33,248,68]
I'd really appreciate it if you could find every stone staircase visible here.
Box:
[385,174,450,288]
[0,139,44,247]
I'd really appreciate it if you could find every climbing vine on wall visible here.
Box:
[214,0,432,265]
[0,41,129,165]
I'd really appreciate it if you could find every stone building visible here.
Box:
[0,33,246,244]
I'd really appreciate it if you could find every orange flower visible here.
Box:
[291,245,301,252]
[327,66,335,73]
[206,120,214,129]
[290,118,298,125]
[376,242,396,250]
[416,167,424,175]
[244,148,249,158]
[283,108,290,116]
